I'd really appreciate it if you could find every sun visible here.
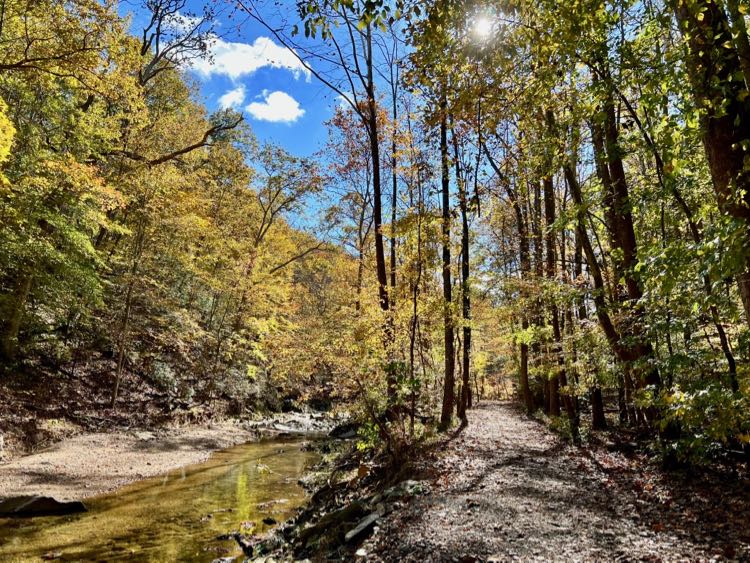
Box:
[474,17,493,39]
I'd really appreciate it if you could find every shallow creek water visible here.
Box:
[0,438,320,562]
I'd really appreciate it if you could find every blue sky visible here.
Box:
[123,1,338,157]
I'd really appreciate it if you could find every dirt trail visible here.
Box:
[363,402,750,562]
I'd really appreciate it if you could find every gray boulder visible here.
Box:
[0,496,87,517]
[345,513,380,543]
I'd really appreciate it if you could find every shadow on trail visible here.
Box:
[370,401,749,562]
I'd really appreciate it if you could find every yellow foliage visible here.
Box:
[0,98,14,183]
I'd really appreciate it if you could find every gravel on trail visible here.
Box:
[360,402,750,562]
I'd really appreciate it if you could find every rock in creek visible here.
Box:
[0,496,87,517]
[345,513,380,543]
[296,500,368,546]
[328,421,360,439]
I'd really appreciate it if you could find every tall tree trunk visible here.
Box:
[543,165,578,439]
[365,24,390,331]
[543,174,561,418]
[390,85,398,304]
[566,156,650,425]
[575,230,607,430]
[592,99,661,394]
[459,180,471,418]
[530,179,547,411]
[406,111,424,436]
[364,24,395,407]
[600,98,641,302]
[673,0,750,328]
[564,164,622,358]
[439,94,455,431]
[452,127,471,421]
[408,180,423,436]
[518,187,534,413]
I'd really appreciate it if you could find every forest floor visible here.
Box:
[361,402,750,562]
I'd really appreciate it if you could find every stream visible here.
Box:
[0,438,321,562]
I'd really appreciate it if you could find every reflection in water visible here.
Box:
[0,439,320,562]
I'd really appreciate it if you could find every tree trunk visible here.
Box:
[365,24,395,407]
[439,94,455,431]
[365,24,390,335]
[564,164,622,357]
[390,87,398,303]
[406,113,424,435]
[673,0,750,328]
[566,157,655,426]
[543,166,577,439]
[520,319,532,414]
[453,126,471,421]
[543,174,561,418]
[592,101,661,393]
[530,179,547,412]
[575,228,607,430]
[591,387,607,430]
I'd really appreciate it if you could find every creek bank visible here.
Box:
[245,411,345,438]
[231,474,430,563]
[225,477,432,562]
[219,431,431,562]
[0,411,344,502]
[278,478,430,560]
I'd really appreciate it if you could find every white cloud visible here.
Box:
[192,36,310,81]
[218,85,246,109]
[164,12,204,34]
[336,94,350,109]
[245,90,305,123]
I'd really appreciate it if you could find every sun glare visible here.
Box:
[475,16,493,39]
